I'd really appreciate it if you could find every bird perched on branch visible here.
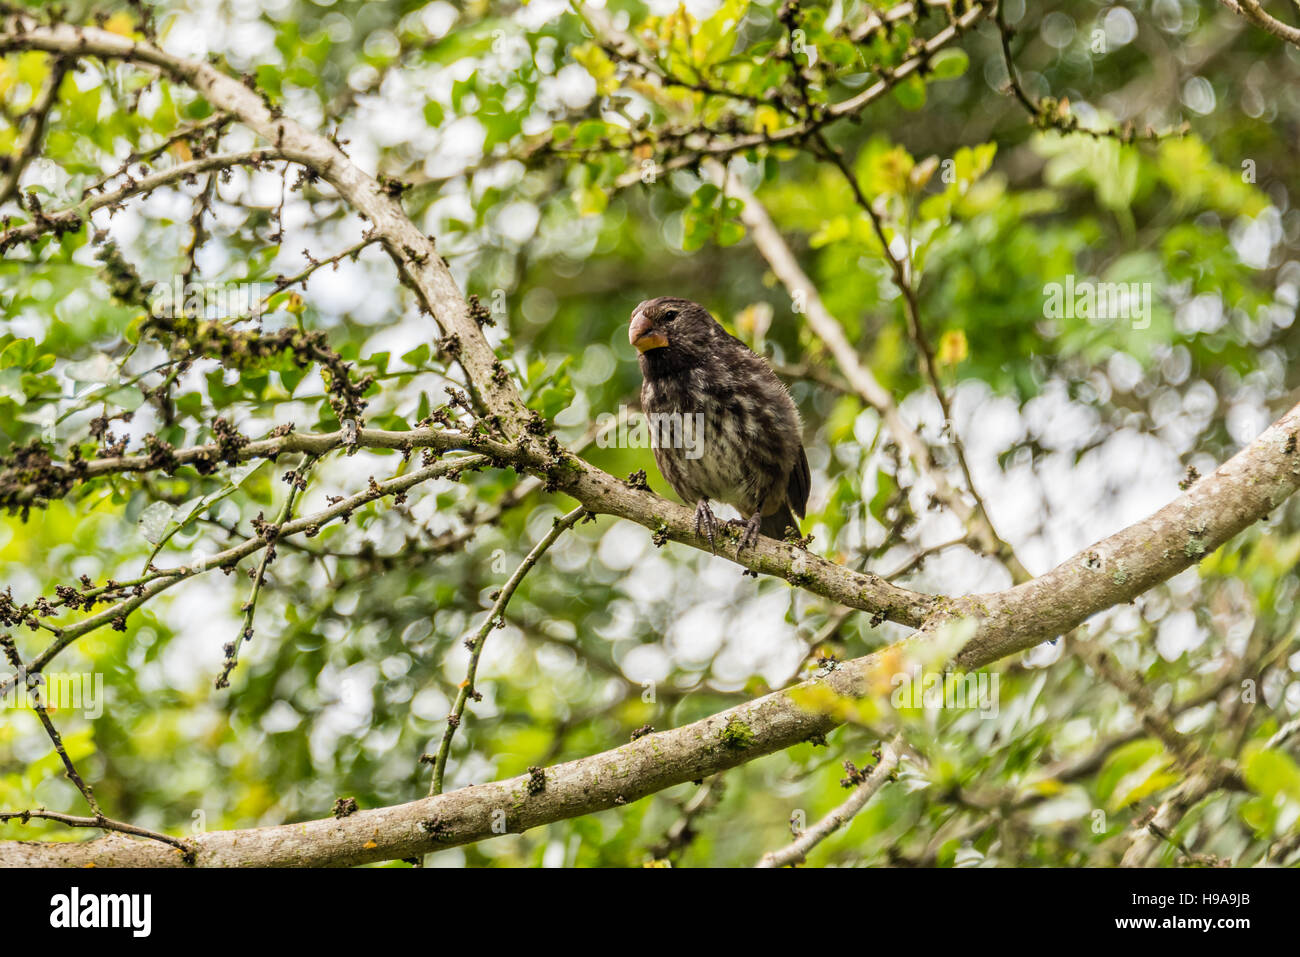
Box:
[629,296,810,553]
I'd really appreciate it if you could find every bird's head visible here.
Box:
[628,297,722,374]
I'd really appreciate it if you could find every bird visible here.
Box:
[628,296,810,553]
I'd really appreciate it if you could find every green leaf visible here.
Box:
[105,386,145,411]
[279,366,305,395]
[402,344,431,368]
[892,75,926,110]
[66,353,116,383]
[138,501,176,544]
[930,48,969,80]
[0,338,35,370]
[1097,739,1178,811]
[1244,747,1300,801]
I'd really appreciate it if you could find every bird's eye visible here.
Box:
[661,309,679,323]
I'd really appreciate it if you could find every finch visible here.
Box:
[629,297,810,552]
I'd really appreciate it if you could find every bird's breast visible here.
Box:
[643,375,784,511]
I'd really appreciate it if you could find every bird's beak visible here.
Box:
[629,309,668,353]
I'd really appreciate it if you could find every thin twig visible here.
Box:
[218,455,318,689]
[811,133,1030,581]
[82,112,232,193]
[0,635,197,861]
[0,54,69,205]
[222,234,381,326]
[0,808,197,861]
[993,1,1187,142]
[429,506,589,795]
[757,734,904,867]
[0,148,282,250]
[1218,0,1300,47]
[1,453,486,698]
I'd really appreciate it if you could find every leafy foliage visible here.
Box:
[1,0,1299,867]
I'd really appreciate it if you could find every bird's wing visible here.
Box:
[787,445,811,518]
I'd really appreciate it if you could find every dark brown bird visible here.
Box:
[629,297,810,553]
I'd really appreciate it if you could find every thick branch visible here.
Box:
[5,400,1298,866]
[5,423,937,657]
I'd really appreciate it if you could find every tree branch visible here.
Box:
[5,398,1297,866]
[0,147,280,251]
[713,160,1027,580]
[0,14,529,431]
[429,506,589,795]
[1218,0,1300,47]
[0,53,68,206]
[756,734,903,867]
[611,1,990,188]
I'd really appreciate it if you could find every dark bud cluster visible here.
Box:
[143,312,373,427]
[467,293,494,327]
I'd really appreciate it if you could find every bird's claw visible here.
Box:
[736,513,763,553]
[694,500,718,554]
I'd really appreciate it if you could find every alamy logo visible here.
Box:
[891,670,1000,718]
[49,887,151,937]
[595,406,707,459]
[149,277,266,319]
[2,669,103,719]
[1043,275,1152,329]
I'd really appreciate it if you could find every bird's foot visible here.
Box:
[736,512,763,553]
[694,500,718,554]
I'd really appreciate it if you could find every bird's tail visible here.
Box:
[760,504,799,542]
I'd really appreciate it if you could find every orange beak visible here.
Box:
[629,309,668,353]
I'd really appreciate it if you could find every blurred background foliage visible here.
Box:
[2,0,1300,866]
